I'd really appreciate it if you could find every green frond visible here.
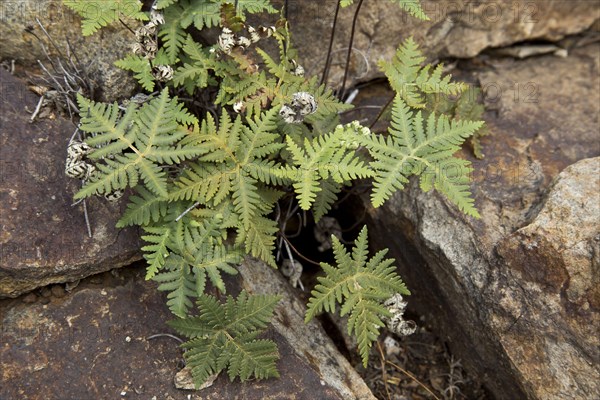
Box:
[231,172,261,229]
[168,291,280,386]
[153,254,196,317]
[235,215,279,267]
[285,125,373,210]
[340,0,428,20]
[180,0,221,30]
[380,37,464,108]
[114,55,155,91]
[141,226,172,279]
[117,186,169,227]
[306,226,409,366]
[360,95,483,212]
[219,0,277,17]
[173,35,213,91]
[159,2,188,63]
[64,0,147,36]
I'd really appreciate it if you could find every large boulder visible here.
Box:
[363,43,600,399]
[0,260,376,399]
[286,0,598,86]
[0,69,141,298]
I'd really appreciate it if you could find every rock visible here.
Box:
[363,43,600,400]
[0,69,141,298]
[0,0,139,102]
[0,262,376,399]
[285,0,598,87]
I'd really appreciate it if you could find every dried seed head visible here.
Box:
[152,65,173,81]
[279,104,300,124]
[236,36,251,50]
[233,101,245,114]
[291,92,317,116]
[104,189,125,202]
[67,141,93,160]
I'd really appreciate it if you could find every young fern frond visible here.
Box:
[379,37,466,108]
[285,124,373,210]
[168,291,281,386]
[306,226,410,366]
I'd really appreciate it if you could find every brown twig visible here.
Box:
[339,0,365,99]
[376,341,393,400]
[321,0,341,86]
[386,359,442,400]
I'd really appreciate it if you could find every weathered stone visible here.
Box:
[363,43,600,400]
[284,0,599,87]
[0,262,376,399]
[0,0,139,101]
[0,69,142,298]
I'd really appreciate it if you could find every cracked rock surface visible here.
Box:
[364,43,600,399]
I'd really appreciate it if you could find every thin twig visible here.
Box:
[369,95,394,130]
[376,341,392,400]
[321,0,341,86]
[280,235,321,267]
[82,198,92,238]
[175,201,200,222]
[147,333,184,344]
[29,96,45,123]
[339,0,365,100]
[386,359,442,400]
[35,18,67,60]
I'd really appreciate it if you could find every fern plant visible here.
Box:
[306,226,409,367]
[63,0,486,388]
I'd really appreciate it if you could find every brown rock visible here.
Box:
[363,43,600,400]
[285,0,598,87]
[0,0,139,102]
[0,263,375,400]
[0,69,142,298]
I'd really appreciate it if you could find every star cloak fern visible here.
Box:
[168,291,281,386]
[306,226,410,366]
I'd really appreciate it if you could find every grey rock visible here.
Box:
[285,0,598,88]
[363,43,600,399]
[0,69,141,298]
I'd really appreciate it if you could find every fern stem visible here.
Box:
[320,0,341,86]
[339,0,365,100]
[175,201,200,222]
[368,95,395,130]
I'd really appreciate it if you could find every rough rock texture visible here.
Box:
[0,262,376,400]
[363,43,600,400]
[0,69,141,298]
[285,0,599,86]
[0,0,139,101]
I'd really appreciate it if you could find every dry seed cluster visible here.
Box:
[132,10,172,82]
[279,92,318,124]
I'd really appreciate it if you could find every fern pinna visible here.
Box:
[64,0,486,387]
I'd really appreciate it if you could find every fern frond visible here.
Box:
[340,0,428,20]
[154,254,196,317]
[64,0,147,36]
[76,89,199,200]
[235,214,279,267]
[117,186,169,227]
[285,126,373,210]
[159,2,188,63]
[180,0,221,30]
[114,55,155,91]
[379,38,465,108]
[141,226,172,279]
[168,291,280,386]
[360,96,483,213]
[306,226,409,366]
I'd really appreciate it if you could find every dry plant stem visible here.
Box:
[376,341,393,400]
[339,0,365,100]
[386,359,442,400]
[280,235,321,267]
[321,0,341,86]
[147,333,184,343]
